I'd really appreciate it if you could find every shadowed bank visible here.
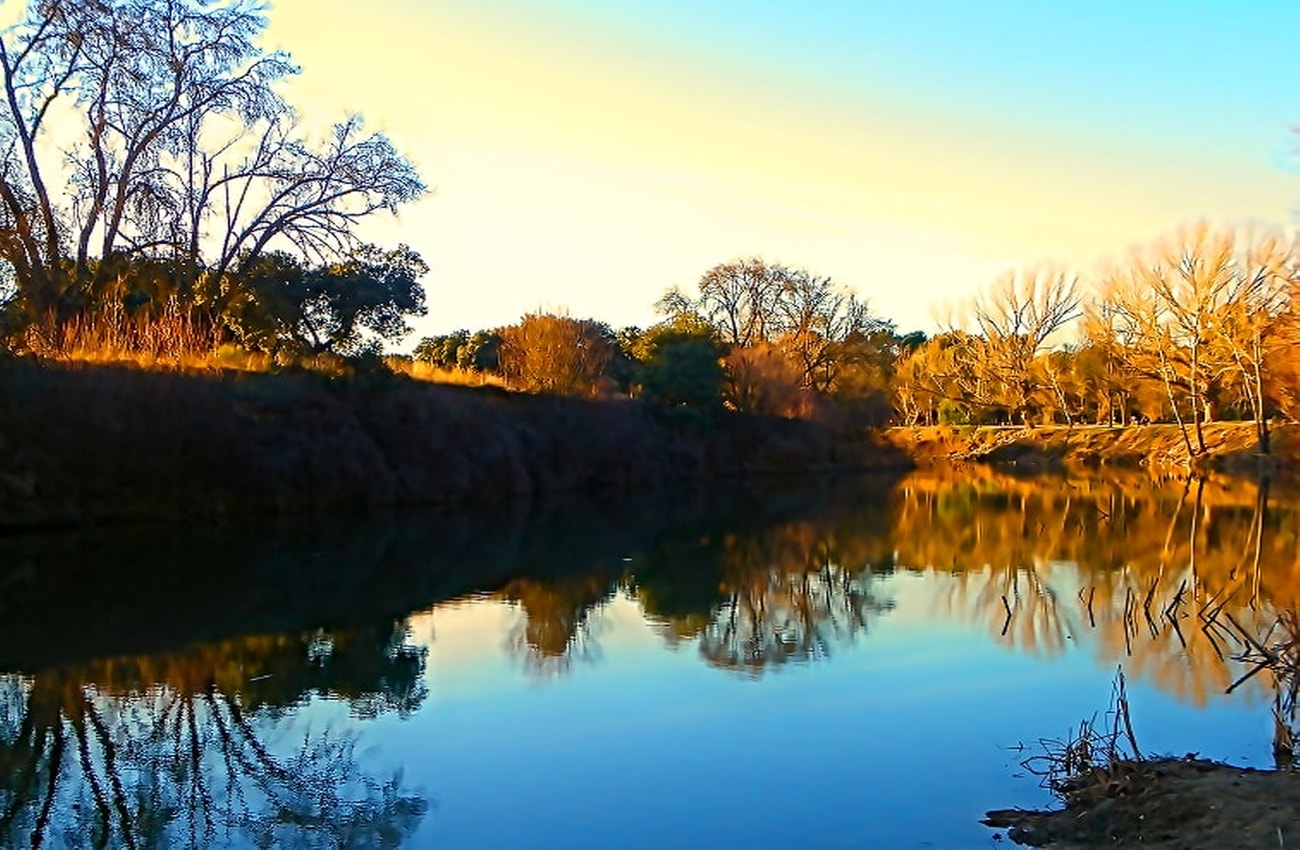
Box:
[0,359,908,529]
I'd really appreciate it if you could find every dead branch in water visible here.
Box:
[1225,608,1300,763]
[1020,667,1143,803]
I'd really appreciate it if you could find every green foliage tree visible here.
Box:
[463,329,502,371]
[226,244,427,356]
[634,320,725,411]
[413,328,502,373]
[413,330,469,368]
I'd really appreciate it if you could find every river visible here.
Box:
[0,469,1293,848]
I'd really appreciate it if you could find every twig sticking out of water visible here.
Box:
[1114,669,1142,761]
[1021,668,1143,803]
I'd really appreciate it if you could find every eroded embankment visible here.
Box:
[883,423,1298,477]
[0,360,908,528]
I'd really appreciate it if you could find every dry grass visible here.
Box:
[22,297,221,369]
[15,300,376,377]
[386,358,506,388]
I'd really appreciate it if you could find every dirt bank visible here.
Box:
[883,423,1298,477]
[0,360,909,528]
[984,757,1300,848]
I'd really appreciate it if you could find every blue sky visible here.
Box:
[266,0,1300,339]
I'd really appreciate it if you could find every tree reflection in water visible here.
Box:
[0,622,427,849]
[499,576,617,675]
[488,470,1300,700]
[696,564,893,675]
[2,470,1297,843]
[894,469,1300,707]
[674,521,896,675]
[497,511,899,678]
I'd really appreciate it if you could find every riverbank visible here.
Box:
[984,757,1300,848]
[0,359,908,528]
[883,422,1298,477]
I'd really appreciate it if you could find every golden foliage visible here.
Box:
[498,312,614,397]
[722,342,809,416]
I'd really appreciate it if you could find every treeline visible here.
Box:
[897,223,1300,456]
[410,223,1300,457]
[408,258,924,427]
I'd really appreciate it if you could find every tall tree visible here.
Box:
[670,258,885,410]
[1205,229,1292,454]
[0,0,423,327]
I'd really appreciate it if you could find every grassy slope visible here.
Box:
[883,422,1298,476]
[0,360,908,528]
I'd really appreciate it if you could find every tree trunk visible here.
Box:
[1158,353,1196,463]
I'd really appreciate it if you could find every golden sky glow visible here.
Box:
[264,0,1298,337]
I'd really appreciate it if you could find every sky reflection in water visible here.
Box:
[0,471,1291,848]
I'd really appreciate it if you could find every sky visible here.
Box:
[262,0,1300,341]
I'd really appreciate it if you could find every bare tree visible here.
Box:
[1207,229,1292,454]
[772,267,876,392]
[0,0,424,328]
[694,258,781,347]
[1100,223,1289,456]
[969,265,1082,425]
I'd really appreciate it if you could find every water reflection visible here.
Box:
[0,625,427,849]
[477,471,1299,695]
[491,486,900,676]
[3,472,1296,692]
[891,469,1298,708]
[501,576,613,675]
[632,531,896,676]
[0,471,1298,846]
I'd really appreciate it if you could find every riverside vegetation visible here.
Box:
[5,2,1300,529]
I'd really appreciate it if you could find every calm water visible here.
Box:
[0,470,1296,849]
